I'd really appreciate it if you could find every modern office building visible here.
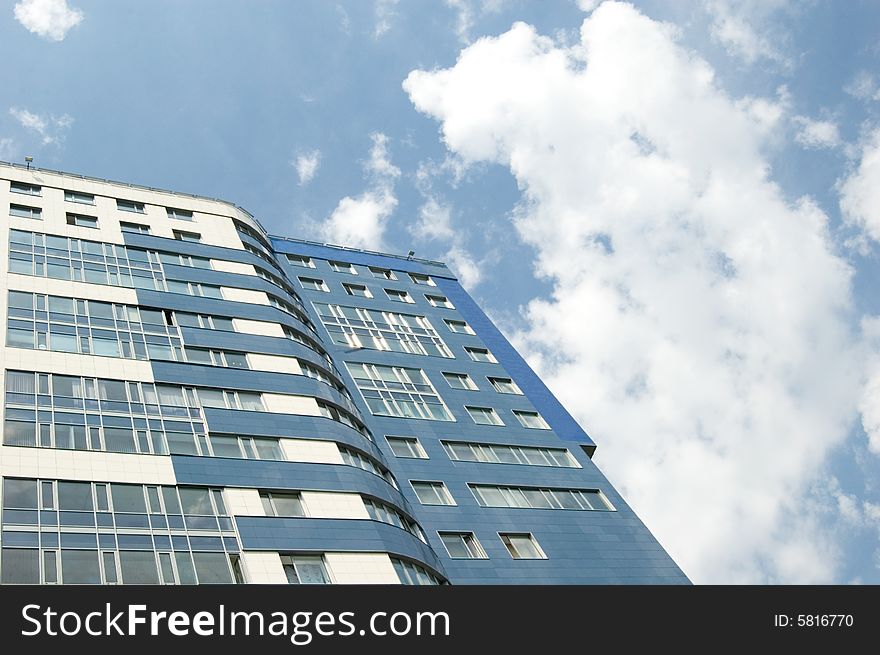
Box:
[0,161,687,585]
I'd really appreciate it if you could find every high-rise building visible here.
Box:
[0,161,687,585]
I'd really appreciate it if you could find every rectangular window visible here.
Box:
[259,491,306,517]
[370,266,396,280]
[298,277,328,292]
[285,254,314,268]
[425,294,453,309]
[409,273,436,286]
[172,229,201,242]
[488,377,522,394]
[346,362,454,421]
[329,260,357,274]
[66,213,98,228]
[439,532,487,559]
[391,557,443,585]
[500,533,547,559]
[342,283,372,298]
[385,436,428,459]
[166,207,193,221]
[10,204,41,219]
[465,346,497,363]
[65,190,94,205]
[471,485,614,511]
[281,555,330,584]
[120,221,151,234]
[411,481,455,506]
[442,372,478,391]
[513,410,550,429]
[442,441,578,468]
[385,288,414,303]
[116,199,145,213]
[466,406,503,426]
[10,182,41,196]
[444,319,474,334]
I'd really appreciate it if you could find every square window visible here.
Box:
[411,481,455,506]
[466,406,504,426]
[500,533,547,559]
[343,283,372,298]
[386,436,428,459]
[513,410,550,430]
[465,347,497,363]
[488,377,522,394]
[439,532,487,559]
[442,372,478,391]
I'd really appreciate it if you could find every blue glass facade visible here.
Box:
[0,164,687,585]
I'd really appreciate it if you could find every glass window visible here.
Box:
[442,372,478,390]
[386,436,428,459]
[253,438,283,460]
[281,555,330,584]
[66,213,98,228]
[9,204,42,219]
[262,492,305,517]
[411,481,455,506]
[210,435,242,458]
[409,273,436,286]
[285,254,314,268]
[500,533,547,559]
[179,488,213,515]
[439,532,487,559]
[61,550,101,584]
[1,548,40,583]
[110,484,147,513]
[444,319,474,334]
[385,289,414,303]
[425,294,453,309]
[488,377,522,394]
[65,190,95,204]
[3,478,38,508]
[329,261,357,274]
[166,208,193,221]
[120,551,159,584]
[10,182,41,196]
[299,277,328,292]
[466,406,503,426]
[465,347,497,363]
[116,199,145,213]
[58,481,93,511]
[192,552,233,584]
[173,230,201,242]
[342,283,371,298]
[370,267,396,280]
[513,410,550,430]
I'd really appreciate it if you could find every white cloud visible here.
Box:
[318,133,400,250]
[412,197,455,241]
[844,71,880,102]
[9,107,73,146]
[858,317,880,454]
[839,127,880,244]
[293,149,321,186]
[13,0,83,42]
[576,0,600,12]
[374,0,399,38]
[446,0,506,43]
[705,0,795,67]
[792,116,842,150]
[444,244,483,288]
[404,2,863,583]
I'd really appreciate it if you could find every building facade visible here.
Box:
[0,162,687,585]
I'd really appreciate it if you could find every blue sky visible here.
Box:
[3,0,880,584]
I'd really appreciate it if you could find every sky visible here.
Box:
[2,0,880,584]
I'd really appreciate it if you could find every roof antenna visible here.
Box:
[406,250,415,260]
[25,156,33,170]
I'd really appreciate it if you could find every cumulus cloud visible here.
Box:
[9,107,73,146]
[404,2,863,583]
[792,116,842,150]
[293,149,321,186]
[839,127,880,244]
[705,0,795,67]
[318,133,400,250]
[13,0,83,42]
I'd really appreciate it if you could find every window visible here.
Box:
[444,319,474,334]
[343,283,372,298]
[260,491,306,517]
[442,441,578,467]
[116,199,145,213]
[166,280,222,298]
[370,266,396,280]
[10,204,41,219]
[488,377,522,394]
[439,532,487,559]
[166,207,193,221]
[466,406,503,426]
[425,294,453,309]
[340,447,396,486]
[470,485,614,511]
[465,346,497,363]
[391,557,443,585]
[513,410,550,429]
[10,182,40,196]
[207,435,283,460]
[363,499,425,541]
[120,221,151,234]
[411,481,455,506]
[442,372,478,391]
[281,555,331,584]
[385,288,414,303]
[172,229,201,242]
[64,190,94,204]
[286,254,314,268]
[409,273,436,286]
[314,303,452,358]
[299,277,328,292]
[386,436,428,459]
[329,261,357,274]
[500,533,547,559]
[66,213,98,228]
[347,362,454,421]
